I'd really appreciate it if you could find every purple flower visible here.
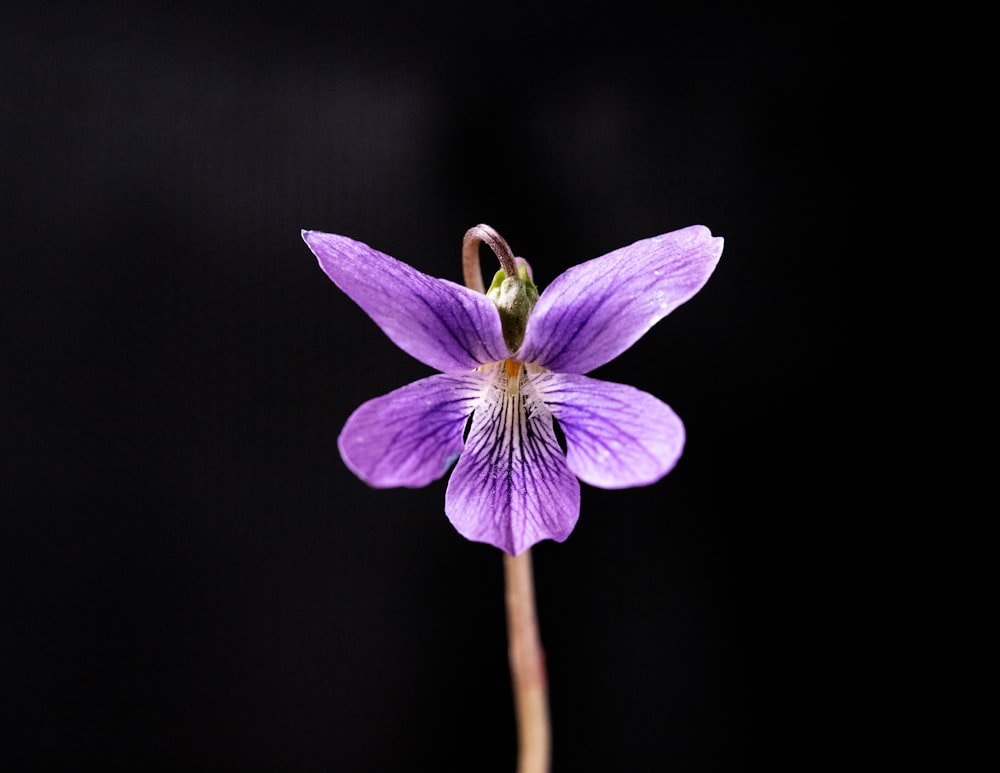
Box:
[303,226,723,555]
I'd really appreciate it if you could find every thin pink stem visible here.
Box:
[462,225,551,772]
[504,550,551,773]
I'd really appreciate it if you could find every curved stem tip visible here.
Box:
[463,223,518,292]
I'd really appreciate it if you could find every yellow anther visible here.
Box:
[505,358,522,397]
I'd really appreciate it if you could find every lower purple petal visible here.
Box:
[533,372,685,488]
[338,372,488,488]
[445,367,580,555]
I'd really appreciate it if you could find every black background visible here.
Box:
[3,2,894,770]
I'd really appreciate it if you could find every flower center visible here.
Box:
[505,358,522,397]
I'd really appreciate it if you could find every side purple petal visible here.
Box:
[303,230,509,373]
[445,368,580,555]
[338,372,489,488]
[518,225,723,374]
[533,372,685,488]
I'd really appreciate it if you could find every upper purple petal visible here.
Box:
[303,230,509,372]
[518,225,723,373]
[445,366,580,555]
[338,372,489,488]
[532,372,685,488]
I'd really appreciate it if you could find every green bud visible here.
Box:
[487,264,539,354]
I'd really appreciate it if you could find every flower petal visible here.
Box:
[338,372,489,488]
[303,230,509,372]
[445,367,580,555]
[533,372,685,488]
[518,225,723,373]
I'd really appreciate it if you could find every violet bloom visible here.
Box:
[303,226,723,555]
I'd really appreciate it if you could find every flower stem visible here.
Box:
[462,224,551,772]
[463,223,518,290]
[504,549,551,773]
